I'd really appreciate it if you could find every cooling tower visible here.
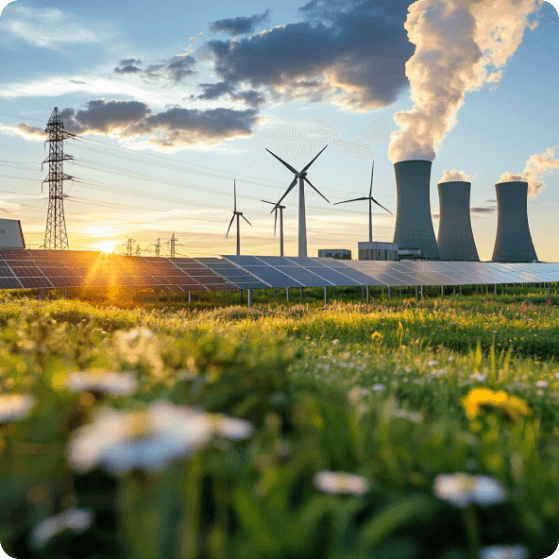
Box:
[437,181,479,261]
[492,181,537,263]
[393,160,440,259]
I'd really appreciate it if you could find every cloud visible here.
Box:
[113,54,197,83]
[0,122,46,141]
[389,0,543,163]
[499,146,559,196]
[209,10,271,36]
[0,4,117,51]
[202,0,414,112]
[471,206,496,215]
[197,81,236,100]
[56,98,261,150]
[439,170,470,183]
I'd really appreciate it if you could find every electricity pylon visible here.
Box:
[42,107,76,250]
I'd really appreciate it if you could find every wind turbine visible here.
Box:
[266,145,330,258]
[226,180,252,255]
[261,199,286,256]
[334,162,392,242]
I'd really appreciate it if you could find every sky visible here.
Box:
[0,0,558,261]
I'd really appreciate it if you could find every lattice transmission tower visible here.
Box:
[41,107,76,250]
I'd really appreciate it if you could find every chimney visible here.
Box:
[437,181,479,261]
[492,181,537,262]
[393,160,440,259]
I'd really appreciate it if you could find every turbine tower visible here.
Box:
[261,199,285,256]
[492,181,537,262]
[437,181,479,261]
[226,180,252,256]
[42,107,76,250]
[334,161,392,242]
[393,160,440,259]
[266,145,330,257]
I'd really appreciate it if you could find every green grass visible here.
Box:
[0,290,558,559]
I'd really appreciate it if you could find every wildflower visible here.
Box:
[114,328,163,377]
[478,544,528,559]
[427,360,438,366]
[65,371,138,396]
[0,394,36,424]
[470,374,487,382]
[433,473,506,508]
[535,380,548,388]
[432,368,448,377]
[67,400,253,475]
[313,471,370,496]
[371,331,383,341]
[460,388,531,421]
[332,339,339,345]
[372,384,386,391]
[30,508,93,548]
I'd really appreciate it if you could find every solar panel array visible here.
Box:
[0,249,558,294]
[0,250,237,292]
[223,255,559,288]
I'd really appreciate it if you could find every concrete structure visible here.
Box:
[0,219,25,248]
[358,241,398,261]
[318,249,351,259]
[393,160,440,259]
[437,181,479,261]
[492,181,538,263]
[398,249,422,260]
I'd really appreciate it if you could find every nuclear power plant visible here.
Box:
[492,181,538,263]
[393,160,440,259]
[437,181,479,261]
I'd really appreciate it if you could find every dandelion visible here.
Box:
[433,473,506,508]
[30,508,93,548]
[0,394,36,424]
[371,331,383,341]
[67,400,253,475]
[460,388,531,421]
[65,371,138,396]
[313,471,370,496]
[478,544,528,559]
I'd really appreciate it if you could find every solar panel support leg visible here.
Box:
[300,288,304,302]
[324,287,328,304]
[361,286,364,298]
[441,286,444,296]
[460,285,462,296]
[248,289,253,308]
[420,285,423,299]
[366,286,369,301]
[387,286,391,300]
[286,287,289,302]
[64,288,68,299]
[130,287,133,302]
[167,288,171,304]
[415,286,418,299]
[494,284,497,295]
[547,283,550,295]
[38,288,45,301]
[188,291,191,303]
[154,288,158,303]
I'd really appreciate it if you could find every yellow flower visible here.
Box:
[460,388,531,421]
[371,331,383,341]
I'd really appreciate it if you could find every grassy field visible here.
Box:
[0,289,558,559]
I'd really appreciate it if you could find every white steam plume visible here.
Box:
[498,146,559,196]
[389,0,542,163]
[439,169,470,183]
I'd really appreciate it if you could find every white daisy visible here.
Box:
[30,508,93,548]
[0,394,36,424]
[478,544,528,559]
[65,371,138,396]
[313,471,370,496]
[433,473,506,508]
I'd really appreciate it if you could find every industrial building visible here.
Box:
[393,160,440,260]
[318,249,351,259]
[358,241,398,261]
[492,181,538,263]
[437,181,479,261]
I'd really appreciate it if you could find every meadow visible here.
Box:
[0,287,558,559]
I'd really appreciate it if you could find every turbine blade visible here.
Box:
[265,148,298,174]
[261,199,276,205]
[369,161,374,197]
[274,209,277,236]
[272,177,298,212]
[226,214,235,237]
[333,197,368,205]
[302,145,328,173]
[371,197,393,215]
[304,176,330,204]
[234,179,237,212]
[242,214,252,226]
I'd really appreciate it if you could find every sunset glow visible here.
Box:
[92,240,117,254]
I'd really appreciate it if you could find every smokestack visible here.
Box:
[393,160,439,259]
[437,181,479,261]
[492,181,537,263]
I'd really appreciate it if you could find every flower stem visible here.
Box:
[462,504,480,559]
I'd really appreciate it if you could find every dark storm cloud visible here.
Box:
[471,207,497,215]
[209,10,271,36]
[166,55,197,82]
[57,99,259,148]
[202,0,414,111]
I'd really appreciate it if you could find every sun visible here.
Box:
[93,239,117,254]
